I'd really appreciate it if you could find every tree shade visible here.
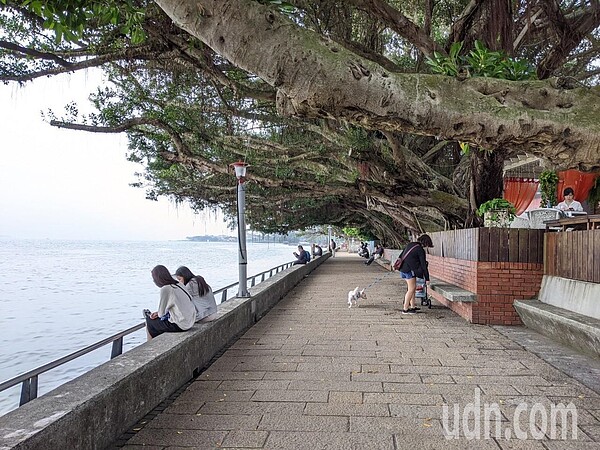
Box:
[2,0,600,244]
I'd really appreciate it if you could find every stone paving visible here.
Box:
[119,253,600,450]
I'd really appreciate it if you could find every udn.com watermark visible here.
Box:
[442,388,578,440]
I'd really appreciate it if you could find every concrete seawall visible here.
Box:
[0,255,328,450]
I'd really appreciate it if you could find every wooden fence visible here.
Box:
[429,228,545,263]
[545,229,600,283]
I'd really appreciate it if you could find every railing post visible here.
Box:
[221,289,228,303]
[111,337,123,359]
[251,277,256,287]
[261,273,265,282]
[19,376,38,406]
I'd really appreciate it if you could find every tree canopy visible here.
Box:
[2,0,599,245]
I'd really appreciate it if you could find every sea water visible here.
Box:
[0,238,296,415]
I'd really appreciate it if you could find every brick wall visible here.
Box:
[427,254,543,325]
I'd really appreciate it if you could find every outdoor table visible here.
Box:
[544,214,600,231]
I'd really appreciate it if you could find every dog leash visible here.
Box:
[364,270,397,289]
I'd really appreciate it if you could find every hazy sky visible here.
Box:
[0,70,234,241]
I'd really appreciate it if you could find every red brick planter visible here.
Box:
[428,255,544,325]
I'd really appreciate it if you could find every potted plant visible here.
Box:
[477,198,517,227]
[539,170,559,208]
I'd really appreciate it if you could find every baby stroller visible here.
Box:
[415,277,431,308]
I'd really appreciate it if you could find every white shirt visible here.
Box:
[157,283,196,330]
[185,279,218,321]
[556,200,583,212]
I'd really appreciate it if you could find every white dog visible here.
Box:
[347,286,367,308]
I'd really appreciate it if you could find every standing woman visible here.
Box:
[145,265,196,340]
[398,234,434,314]
[175,266,218,322]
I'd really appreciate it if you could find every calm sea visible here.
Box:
[0,238,296,415]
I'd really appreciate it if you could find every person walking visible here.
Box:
[397,235,433,314]
[329,239,337,257]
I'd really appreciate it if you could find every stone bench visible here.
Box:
[514,299,600,359]
[429,277,477,303]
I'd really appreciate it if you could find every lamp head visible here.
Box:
[230,161,249,180]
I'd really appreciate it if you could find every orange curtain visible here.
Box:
[557,170,598,202]
[503,177,539,215]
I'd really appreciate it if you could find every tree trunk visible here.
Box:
[156,0,600,171]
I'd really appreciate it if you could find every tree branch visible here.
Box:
[0,40,74,67]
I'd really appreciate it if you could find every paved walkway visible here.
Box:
[120,254,600,449]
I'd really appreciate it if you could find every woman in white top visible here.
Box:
[175,266,218,322]
[144,265,196,340]
[556,187,583,212]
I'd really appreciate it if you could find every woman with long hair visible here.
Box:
[398,234,434,315]
[175,266,218,322]
[144,265,196,340]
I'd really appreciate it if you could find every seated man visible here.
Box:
[313,244,323,257]
[293,245,311,265]
[365,244,384,265]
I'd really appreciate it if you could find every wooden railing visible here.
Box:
[545,229,600,283]
[429,228,544,263]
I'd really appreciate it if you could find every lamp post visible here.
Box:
[327,225,332,252]
[231,161,250,298]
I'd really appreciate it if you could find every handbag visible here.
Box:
[393,244,418,271]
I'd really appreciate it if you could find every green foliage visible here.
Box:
[476,198,516,227]
[255,0,295,14]
[539,170,559,207]
[425,40,537,81]
[342,227,375,241]
[476,198,516,216]
[3,0,147,43]
[426,41,463,77]
[459,142,470,155]
[587,177,600,213]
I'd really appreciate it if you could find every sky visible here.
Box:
[0,70,235,241]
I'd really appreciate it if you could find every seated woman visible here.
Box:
[144,265,196,340]
[313,244,323,257]
[556,187,584,212]
[175,266,218,322]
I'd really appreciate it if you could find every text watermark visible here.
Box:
[442,388,578,440]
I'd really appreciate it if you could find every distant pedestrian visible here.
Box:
[397,235,433,315]
[175,266,218,322]
[329,239,337,257]
[365,244,384,265]
[144,265,196,340]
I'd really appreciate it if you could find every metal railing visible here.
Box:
[0,261,294,408]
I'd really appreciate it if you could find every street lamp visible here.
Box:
[327,225,332,252]
[231,161,250,298]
